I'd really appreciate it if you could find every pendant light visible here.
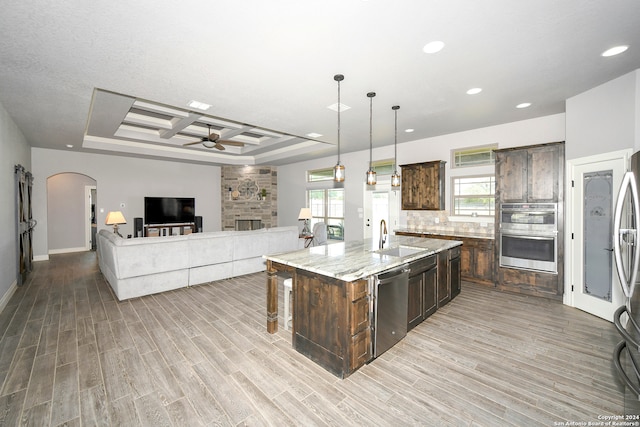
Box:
[391,105,401,187]
[365,92,377,186]
[333,74,345,182]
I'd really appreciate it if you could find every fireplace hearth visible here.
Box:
[236,219,262,231]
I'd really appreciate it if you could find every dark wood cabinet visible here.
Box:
[401,161,446,210]
[437,250,450,307]
[397,232,494,286]
[494,141,565,300]
[495,142,563,204]
[407,247,458,332]
[459,237,494,286]
[293,270,370,378]
[449,247,462,299]
[407,255,437,331]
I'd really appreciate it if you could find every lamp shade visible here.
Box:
[105,211,127,225]
[298,208,312,220]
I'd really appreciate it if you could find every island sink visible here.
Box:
[374,245,425,258]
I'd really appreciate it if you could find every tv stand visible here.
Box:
[144,222,195,237]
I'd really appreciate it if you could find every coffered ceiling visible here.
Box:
[83,89,324,165]
[1,1,640,166]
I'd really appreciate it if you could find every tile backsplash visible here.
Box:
[401,211,495,237]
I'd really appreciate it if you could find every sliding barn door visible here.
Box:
[15,164,36,286]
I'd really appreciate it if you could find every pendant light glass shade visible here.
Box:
[391,172,401,187]
[391,105,401,187]
[333,74,345,182]
[366,92,377,186]
[334,163,345,182]
[366,169,377,185]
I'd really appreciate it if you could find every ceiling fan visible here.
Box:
[182,124,244,151]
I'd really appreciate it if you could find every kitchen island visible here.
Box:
[264,235,462,377]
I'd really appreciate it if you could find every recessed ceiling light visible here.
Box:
[306,132,322,138]
[423,41,445,54]
[602,45,629,57]
[66,144,73,148]
[327,103,351,112]
[405,128,414,133]
[466,88,482,95]
[187,100,211,111]
[516,102,532,109]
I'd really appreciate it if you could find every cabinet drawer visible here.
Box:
[449,246,461,260]
[350,328,371,371]
[348,279,368,301]
[350,297,370,335]
[409,255,437,275]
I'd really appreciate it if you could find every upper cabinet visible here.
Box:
[495,142,564,203]
[401,160,446,210]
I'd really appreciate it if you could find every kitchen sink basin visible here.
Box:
[375,245,425,257]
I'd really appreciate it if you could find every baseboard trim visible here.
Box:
[48,247,88,255]
[33,255,49,262]
[0,279,18,314]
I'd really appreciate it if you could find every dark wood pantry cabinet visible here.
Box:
[494,142,565,300]
[495,142,563,204]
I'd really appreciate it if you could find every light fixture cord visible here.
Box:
[337,78,341,163]
[369,94,373,169]
[394,108,398,170]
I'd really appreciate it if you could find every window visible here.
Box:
[370,159,395,176]
[307,160,395,182]
[451,144,497,168]
[452,175,495,216]
[308,188,344,240]
[307,168,334,182]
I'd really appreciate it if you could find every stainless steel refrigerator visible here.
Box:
[613,151,640,415]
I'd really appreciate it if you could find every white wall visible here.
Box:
[31,148,221,259]
[0,101,31,308]
[47,173,96,251]
[566,70,639,159]
[278,113,566,242]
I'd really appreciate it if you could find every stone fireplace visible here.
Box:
[221,166,277,231]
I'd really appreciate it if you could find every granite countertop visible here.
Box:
[394,228,495,240]
[264,235,461,282]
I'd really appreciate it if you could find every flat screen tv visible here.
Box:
[144,197,195,225]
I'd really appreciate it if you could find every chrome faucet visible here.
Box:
[379,219,387,249]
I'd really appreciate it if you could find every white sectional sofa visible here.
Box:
[97,226,299,300]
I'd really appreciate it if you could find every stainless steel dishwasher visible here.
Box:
[372,264,409,358]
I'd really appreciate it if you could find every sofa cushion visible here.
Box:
[267,226,299,255]
[233,228,269,260]
[189,233,234,267]
[109,233,189,278]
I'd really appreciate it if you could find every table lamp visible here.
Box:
[298,208,312,236]
[105,211,127,237]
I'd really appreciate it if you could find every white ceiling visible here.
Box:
[1,1,640,166]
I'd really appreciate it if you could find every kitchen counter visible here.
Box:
[264,234,462,283]
[394,227,494,240]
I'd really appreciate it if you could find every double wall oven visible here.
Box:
[499,203,558,274]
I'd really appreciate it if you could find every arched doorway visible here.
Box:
[46,172,97,254]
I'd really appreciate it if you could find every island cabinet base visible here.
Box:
[293,269,371,378]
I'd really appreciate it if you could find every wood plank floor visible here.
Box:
[0,251,626,426]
